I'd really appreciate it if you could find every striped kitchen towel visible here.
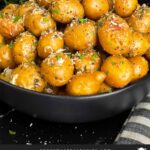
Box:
[115,97,150,144]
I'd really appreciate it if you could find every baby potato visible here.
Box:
[24,8,56,37]
[73,50,101,73]
[37,0,52,8]
[99,83,113,94]
[2,4,19,15]
[129,56,149,82]
[64,19,97,50]
[0,13,24,39]
[0,34,4,44]
[16,1,39,17]
[127,31,150,57]
[10,63,46,92]
[128,4,150,33]
[50,0,84,24]
[115,0,138,17]
[98,13,132,55]
[0,68,13,82]
[0,44,15,69]
[41,52,74,87]
[101,56,133,88]
[13,31,37,65]
[82,0,109,20]
[66,71,106,96]
[37,31,64,59]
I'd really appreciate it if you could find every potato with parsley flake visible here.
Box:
[41,52,74,87]
[2,4,19,15]
[129,56,149,82]
[16,1,39,17]
[0,44,15,69]
[73,50,101,73]
[24,8,56,37]
[66,71,106,96]
[13,31,37,65]
[115,0,138,17]
[0,68,13,82]
[128,4,150,34]
[0,13,24,39]
[37,31,64,59]
[101,56,133,88]
[99,83,113,94]
[126,31,150,57]
[0,34,4,44]
[64,18,97,50]
[10,63,46,92]
[50,0,84,23]
[82,0,109,20]
[98,13,132,55]
[37,0,52,8]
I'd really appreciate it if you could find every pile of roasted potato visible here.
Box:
[0,0,150,96]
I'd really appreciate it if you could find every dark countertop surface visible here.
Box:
[0,101,130,145]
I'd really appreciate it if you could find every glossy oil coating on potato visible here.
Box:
[13,31,37,65]
[128,4,150,33]
[50,0,84,23]
[16,1,39,17]
[24,8,56,37]
[82,0,109,20]
[98,13,132,55]
[0,34,4,44]
[127,31,150,57]
[10,63,46,92]
[73,50,101,73]
[101,56,133,88]
[115,0,138,17]
[0,44,15,69]
[37,0,52,8]
[37,31,64,59]
[64,19,97,50]
[129,56,149,82]
[0,13,24,39]
[66,71,106,96]
[41,52,74,86]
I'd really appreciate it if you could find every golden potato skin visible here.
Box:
[64,19,97,50]
[82,0,109,20]
[50,0,84,23]
[0,44,15,69]
[0,34,4,44]
[127,31,150,57]
[2,4,19,15]
[37,31,64,59]
[101,56,133,88]
[129,56,149,82]
[37,0,52,8]
[99,83,113,94]
[128,4,150,34]
[16,1,39,17]
[0,68,12,82]
[10,63,46,92]
[41,52,74,87]
[73,50,101,73]
[13,31,37,65]
[145,34,150,60]
[98,13,132,55]
[0,14,24,39]
[24,8,56,37]
[115,0,138,17]
[66,71,106,96]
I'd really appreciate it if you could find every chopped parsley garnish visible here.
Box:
[13,16,22,23]
[9,41,14,49]
[0,11,4,18]
[97,20,103,27]
[52,9,60,14]
[79,54,85,59]
[92,52,98,62]
[79,18,88,24]
[43,17,49,22]
[9,130,16,135]
[56,55,62,60]
[111,61,116,65]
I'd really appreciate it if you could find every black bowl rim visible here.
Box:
[0,73,150,100]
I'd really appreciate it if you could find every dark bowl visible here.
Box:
[0,74,150,123]
[0,0,150,123]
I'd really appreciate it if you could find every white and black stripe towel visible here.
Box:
[115,97,150,144]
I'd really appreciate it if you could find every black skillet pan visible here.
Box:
[0,0,150,123]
